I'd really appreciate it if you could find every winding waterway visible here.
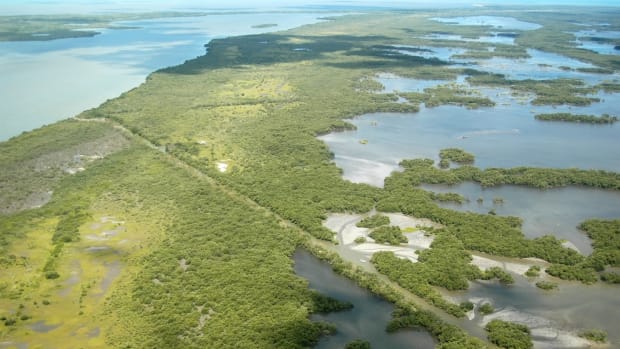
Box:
[320,15,620,349]
[294,249,436,349]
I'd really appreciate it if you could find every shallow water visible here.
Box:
[320,60,620,348]
[421,183,620,254]
[390,44,467,62]
[421,33,516,45]
[573,29,620,56]
[451,277,620,348]
[320,104,620,187]
[293,249,436,349]
[0,12,335,141]
[29,320,61,333]
[467,49,609,83]
[431,16,542,31]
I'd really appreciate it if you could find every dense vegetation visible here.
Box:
[371,230,517,318]
[467,74,604,106]
[303,244,486,348]
[578,329,608,343]
[2,5,619,348]
[1,137,351,347]
[524,266,540,277]
[535,281,558,290]
[356,214,390,228]
[438,148,475,169]
[386,307,486,348]
[484,320,532,349]
[400,84,495,109]
[344,339,371,349]
[535,113,618,124]
[479,303,494,315]
[398,158,620,190]
[369,226,407,245]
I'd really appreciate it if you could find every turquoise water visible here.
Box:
[0,12,335,141]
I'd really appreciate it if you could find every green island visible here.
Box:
[439,148,475,169]
[578,329,608,343]
[535,281,558,290]
[356,214,390,228]
[485,320,533,349]
[535,113,618,124]
[345,339,371,349]
[252,23,278,29]
[369,226,407,245]
[1,4,620,349]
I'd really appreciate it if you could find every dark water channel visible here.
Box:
[294,249,436,349]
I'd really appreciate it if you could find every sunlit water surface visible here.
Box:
[0,12,336,141]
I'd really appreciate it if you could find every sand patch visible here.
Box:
[179,258,189,272]
[470,255,531,275]
[324,212,436,262]
[352,242,420,262]
[483,309,591,348]
[216,161,228,173]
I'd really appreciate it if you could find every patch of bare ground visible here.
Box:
[0,130,129,214]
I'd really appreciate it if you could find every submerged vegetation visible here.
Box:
[1,4,620,348]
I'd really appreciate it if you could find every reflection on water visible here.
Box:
[573,29,620,56]
[293,249,436,349]
[421,182,620,254]
[451,277,620,348]
[0,12,336,141]
[320,105,620,187]
[320,41,620,346]
[431,16,542,31]
[422,33,517,45]
[468,49,606,83]
[389,44,466,62]
[375,72,448,93]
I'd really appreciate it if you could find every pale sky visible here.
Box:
[1,0,618,15]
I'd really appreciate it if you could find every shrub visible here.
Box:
[578,329,607,343]
[524,266,540,277]
[485,320,532,349]
[356,215,390,228]
[479,303,494,315]
[45,271,60,279]
[345,339,371,349]
[369,226,407,245]
[535,281,558,290]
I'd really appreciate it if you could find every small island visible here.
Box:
[251,23,278,28]
[535,113,618,124]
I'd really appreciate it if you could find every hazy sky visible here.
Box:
[1,0,618,15]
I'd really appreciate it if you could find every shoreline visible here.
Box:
[323,211,603,349]
[0,11,339,142]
